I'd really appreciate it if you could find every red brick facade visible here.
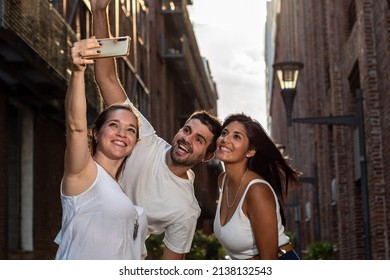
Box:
[268,0,390,259]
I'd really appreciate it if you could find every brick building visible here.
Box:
[266,0,390,259]
[0,0,220,259]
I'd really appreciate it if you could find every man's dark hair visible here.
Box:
[187,110,222,155]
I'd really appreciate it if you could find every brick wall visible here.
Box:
[270,0,390,259]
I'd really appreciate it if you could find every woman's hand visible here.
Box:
[71,37,101,72]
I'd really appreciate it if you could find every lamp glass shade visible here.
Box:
[273,62,303,90]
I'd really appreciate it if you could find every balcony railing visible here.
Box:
[0,0,102,115]
[160,0,193,36]
[160,0,218,112]
[160,33,215,109]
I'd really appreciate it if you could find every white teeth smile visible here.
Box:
[113,140,126,147]
[220,146,231,152]
[178,144,189,153]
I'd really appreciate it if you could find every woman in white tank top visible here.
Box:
[54,38,147,259]
[213,113,301,260]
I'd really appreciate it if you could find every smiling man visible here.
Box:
[90,0,221,260]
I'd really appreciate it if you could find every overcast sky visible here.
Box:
[187,0,268,128]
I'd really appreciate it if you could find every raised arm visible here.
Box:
[90,0,127,106]
[62,38,101,196]
[90,0,156,137]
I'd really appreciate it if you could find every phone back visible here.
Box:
[84,36,130,59]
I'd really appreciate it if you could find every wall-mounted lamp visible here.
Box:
[273,61,304,126]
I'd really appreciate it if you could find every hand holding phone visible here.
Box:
[83,36,131,59]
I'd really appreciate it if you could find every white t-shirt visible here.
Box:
[121,100,201,254]
[55,162,147,260]
[213,176,290,259]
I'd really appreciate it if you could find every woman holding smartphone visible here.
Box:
[54,38,147,259]
[213,113,301,260]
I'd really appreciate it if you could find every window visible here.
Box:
[348,61,361,181]
[294,206,301,223]
[331,179,338,205]
[305,201,311,222]
[8,105,34,252]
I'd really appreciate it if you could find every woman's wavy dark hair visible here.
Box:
[89,103,141,180]
[222,113,301,225]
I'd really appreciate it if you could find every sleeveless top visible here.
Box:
[54,162,147,259]
[213,174,290,259]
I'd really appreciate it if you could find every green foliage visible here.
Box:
[145,230,226,260]
[145,233,164,260]
[303,241,335,260]
[186,230,226,260]
[284,230,297,248]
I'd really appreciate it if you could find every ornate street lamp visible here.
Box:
[273,61,304,126]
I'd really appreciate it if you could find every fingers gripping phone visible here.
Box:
[84,36,131,59]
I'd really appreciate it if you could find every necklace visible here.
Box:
[226,168,249,208]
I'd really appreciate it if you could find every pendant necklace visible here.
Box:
[226,168,249,208]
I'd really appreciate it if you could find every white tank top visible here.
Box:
[54,162,147,259]
[213,175,290,259]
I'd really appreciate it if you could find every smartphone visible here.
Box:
[84,36,131,59]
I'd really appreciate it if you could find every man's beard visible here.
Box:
[170,145,199,167]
